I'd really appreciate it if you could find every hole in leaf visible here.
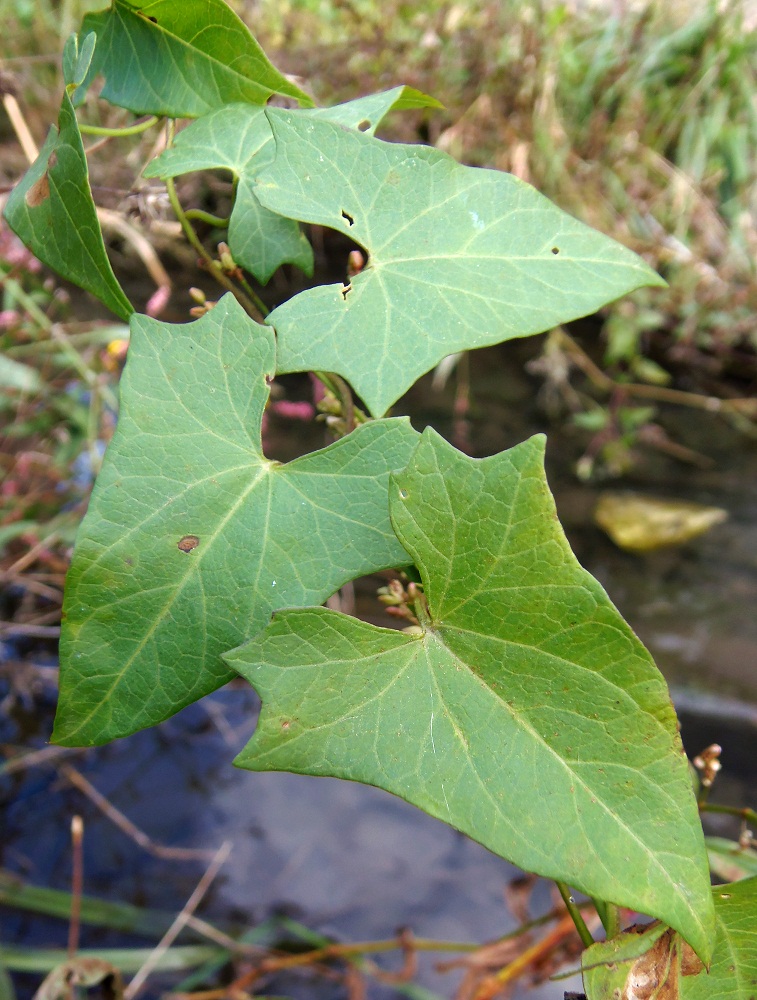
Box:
[357,119,371,132]
[341,282,352,300]
[177,535,200,553]
[551,246,560,255]
[399,488,408,499]
[341,209,354,227]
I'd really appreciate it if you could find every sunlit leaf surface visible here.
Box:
[231,430,713,958]
[54,295,418,745]
[145,88,442,283]
[258,112,665,415]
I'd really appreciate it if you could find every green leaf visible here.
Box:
[683,880,757,999]
[75,0,313,116]
[63,30,97,89]
[3,91,133,322]
[230,430,714,960]
[257,112,665,416]
[144,88,442,283]
[54,294,418,746]
[583,879,757,1000]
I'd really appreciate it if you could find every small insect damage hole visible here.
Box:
[399,488,408,499]
[341,282,352,300]
[341,209,355,227]
[357,119,371,132]
[177,534,200,553]
[551,246,560,255]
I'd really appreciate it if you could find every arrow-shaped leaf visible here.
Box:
[230,429,714,960]
[75,0,313,116]
[144,88,442,283]
[583,879,757,999]
[54,294,418,746]
[257,112,665,415]
[3,90,133,322]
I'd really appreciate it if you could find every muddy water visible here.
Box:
[2,333,756,1000]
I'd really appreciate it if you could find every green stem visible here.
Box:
[164,174,263,322]
[184,209,231,228]
[234,271,269,319]
[700,803,757,827]
[314,371,367,435]
[556,883,595,949]
[593,898,620,939]
[78,116,160,137]
[330,372,356,433]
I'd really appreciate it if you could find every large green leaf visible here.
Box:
[257,112,665,415]
[144,88,442,283]
[683,881,757,999]
[3,90,133,322]
[583,879,757,999]
[230,430,713,960]
[54,294,418,746]
[75,0,313,116]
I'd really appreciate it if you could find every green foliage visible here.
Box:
[9,0,755,988]
[54,295,419,744]
[260,111,664,416]
[583,878,757,1000]
[230,430,712,956]
[3,89,133,322]
[75,0,313,115]
[145,88,441,283]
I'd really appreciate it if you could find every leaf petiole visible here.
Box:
[78,116,160,138]
[556,883,595,949]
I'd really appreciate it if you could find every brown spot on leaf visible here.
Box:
[177,534,200,553]
[25,173,50,208]
[623,929,704,1000]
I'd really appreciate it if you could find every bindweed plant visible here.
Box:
[5,3,756,997]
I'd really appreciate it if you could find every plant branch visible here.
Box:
[700,803,757,828]
[177,901,598,1000]
[556,883,595,949]
[556,328,757,431]
[164,174,263,322]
